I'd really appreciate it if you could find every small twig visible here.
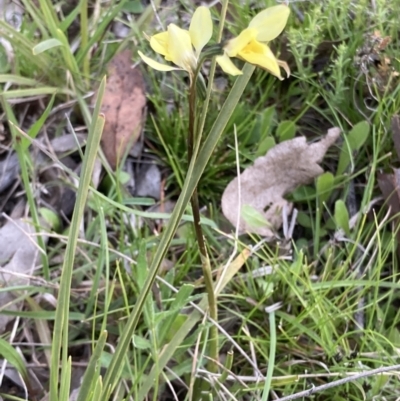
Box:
[275,364,400,401]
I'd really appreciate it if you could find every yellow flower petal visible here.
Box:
[248,5,290,42]
[167,24,196,71]
[138,51,180,72]
[224,28,257,57]
[189,6,213,56]
[216,54,243,76]
[150,31,169,57]
[238,43,281,78]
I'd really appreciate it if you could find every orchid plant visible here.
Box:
[136,2,291,387]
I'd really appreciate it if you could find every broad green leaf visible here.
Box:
[291,185,316,201]
[122,0,145,13]
[249,106,276,145]
[337,121,370,175]
[256,136,276,157]
[296,211,312,228]
[132,335,152,350]
[334,199,350,236]
[241,204,269,230]
[32,38,63,55]
[39,208,61,232]
[276,120,296,141]
[316,172,334,206]
[348,121,370,149]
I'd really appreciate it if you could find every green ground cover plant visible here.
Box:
[0,0,400,400]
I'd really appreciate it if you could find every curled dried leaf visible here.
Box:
[222,127,341,236]
[99,49,146,169]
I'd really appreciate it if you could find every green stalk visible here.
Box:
[188,80,218,374]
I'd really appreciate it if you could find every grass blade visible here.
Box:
[49,77,106,401]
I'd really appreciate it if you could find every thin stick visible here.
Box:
[275,364,400,401]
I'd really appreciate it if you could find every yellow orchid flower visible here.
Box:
[216,5,290,79]
[138,6,213,76]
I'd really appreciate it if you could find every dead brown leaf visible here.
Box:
[100,49,146,169]
[377,169,400,258]
[0,218,45,333]
[221,127,341,236]
[378,170,400,216]
[391,115,400,160]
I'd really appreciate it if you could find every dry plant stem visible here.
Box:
[188,81,219,374]
[276,363,400,401]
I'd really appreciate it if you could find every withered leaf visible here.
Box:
[100,49,146,169]
[391,115,400,160]
[377,169,400,216]
[221,127,341,236]
[0,218,44,333]
[377,169,400,257]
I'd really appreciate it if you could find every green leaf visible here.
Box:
[256,136,276,157]
[100,352,131,380]
[248,106,276,145]
[59,357,72,401]
[76,331,108,401]
[132,335,152,350]
[0,338,29,384]
[32,38,63,55]
[157,284,194,343]
[0,75,39,85]
[334,199,350,236]
[122,0,145,13]
[337,121,370,175]
[276,120,296,141]
[316,172,334,206]
[291,185,316,201]
[241,204,269,230]
[49,77,106,401]
[117,170,130,185]
[39,207,61,232]
[24,94,55,150]
[296,211,312,228]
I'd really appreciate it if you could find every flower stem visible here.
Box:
[188,80,219,374]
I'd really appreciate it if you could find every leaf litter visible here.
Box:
[99,49,146,169]
[377,115,400,254]
[222,127,341,236]
[0,216,46,333]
